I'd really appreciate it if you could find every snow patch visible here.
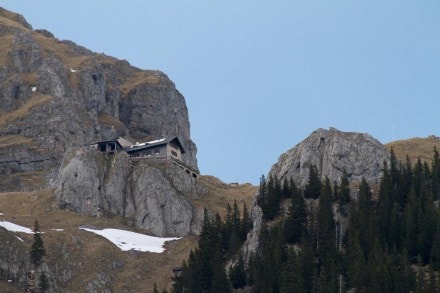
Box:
[51,228,64,232]
[16,236,24,242]
[69,68,77,73]
[145,138,166,144]
[0,213,4,216]
[31,87,37,92]
[0,221,33,234]
[132,138,166,147]
[79,227,180,253]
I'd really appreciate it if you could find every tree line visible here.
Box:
[172,201,252,293]
[171,147,440,292]
[249,147,440,292]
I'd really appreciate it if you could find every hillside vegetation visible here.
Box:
[0,178,256,292]
[386,136,440,165]
[174,148,440,292]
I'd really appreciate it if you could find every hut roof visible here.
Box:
[125,137,185,154]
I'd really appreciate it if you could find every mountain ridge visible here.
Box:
[0,8,197,192]
[1,7,439,292]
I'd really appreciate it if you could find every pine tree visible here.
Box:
[356,178,375,259]
[39,271,49,292]
[431,231,440,270]
[389,201,403,250]
[404,188,421,259]
[299,237,316,293]
[284,181,306,244]
[280,251,297,293]
[229,200,242,253]
[413,158,423,196]
[432,147,440,202]
[257,175,270,219]
[172,209,232,293]
[30,220,45,267]
[317,177,336,262]
[282,177,292,199]
[339,169,351,207]
[265,175,282,219]
[396,155,412,206]
[378,161,395,247]
[228,255,246,289]
[390,147,400,189]
[240,202,252,241]
[346,233,367,290]
[223,204,232,253]
[211,240,231,293]
[304,165,321,199]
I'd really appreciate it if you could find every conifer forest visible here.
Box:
[172,148,440,292]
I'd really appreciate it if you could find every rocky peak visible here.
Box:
[0,8,197,190]
[269,127,390,187]
[0,8,32,30]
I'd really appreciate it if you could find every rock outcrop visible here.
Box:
[241,199,263,263]
[269,128,390,187]
[0,8,197,191]
[56,147,199,237]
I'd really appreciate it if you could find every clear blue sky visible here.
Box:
[2,1,439,184]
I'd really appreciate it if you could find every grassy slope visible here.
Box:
[0,10,259,291]
[385,137,440,165]
[0,177,257,292]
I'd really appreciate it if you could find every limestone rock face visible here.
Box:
[269,128,390,187]
[56,147,199,237]
[119,79,198,168]
[0,9,197,191]
[241,198,263,263]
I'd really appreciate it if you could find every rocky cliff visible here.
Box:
[269,128,390,187]
[0,8,197,191]
[56,147,200,237]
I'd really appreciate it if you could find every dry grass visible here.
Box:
[0,135,33,148]
[0,282,17,293]
[0,34,14,65]
[1,14,163,98]
[195,175,257,218]
[18,72,38,85]
[0,94,52,127]
[0,190,198,291]
[32,33,91,69]
[0,177,257,291]
[120,72,163,95]
[385,137,440,165]
[0,10,31,30]
[33,33,153,92]
[13,171,46,188]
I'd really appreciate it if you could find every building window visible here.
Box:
[171,150,178,157]
[155,149,160,154]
